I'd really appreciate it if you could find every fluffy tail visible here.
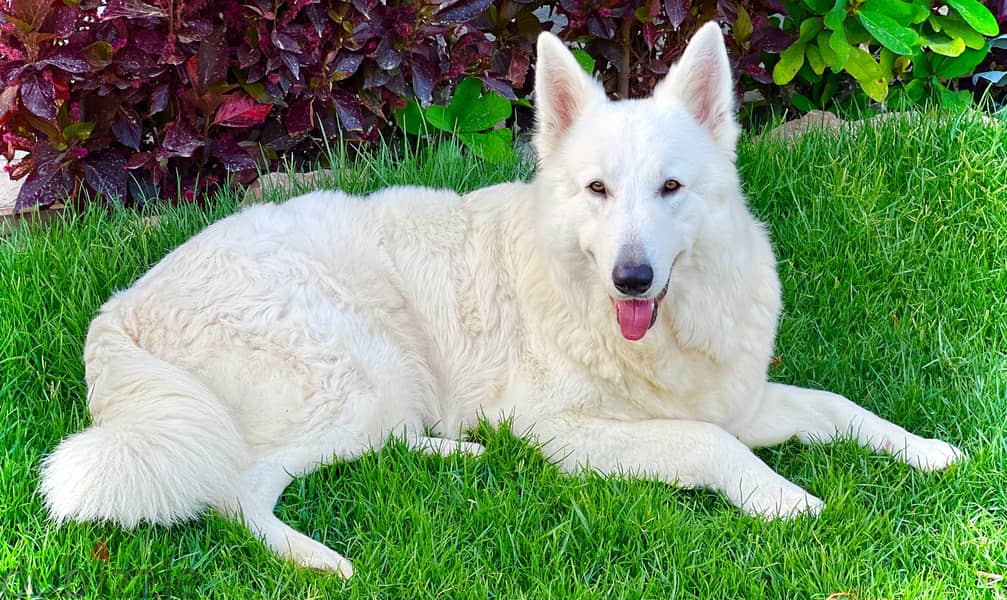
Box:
[39,314,248,528]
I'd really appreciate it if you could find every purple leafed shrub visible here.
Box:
[0,0,796,211]
[0,0,518,210]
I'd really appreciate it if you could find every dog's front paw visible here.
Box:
[286,535,355,578]
[899,437,964,472]
[741,483,823,519]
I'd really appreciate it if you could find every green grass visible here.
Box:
[2,114,1006,599]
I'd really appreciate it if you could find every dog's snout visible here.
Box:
[612,263,653,295]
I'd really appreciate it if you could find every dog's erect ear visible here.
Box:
[654,22,740,155]
[534,32,605,161]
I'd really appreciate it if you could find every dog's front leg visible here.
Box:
[533,417,823,518]
[735,382,962,470]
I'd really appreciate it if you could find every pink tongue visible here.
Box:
[615,299,655,341]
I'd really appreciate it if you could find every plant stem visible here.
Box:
[619,18,632,99]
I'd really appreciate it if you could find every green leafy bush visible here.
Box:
[395,78,516,162]
[772,0,1000,109]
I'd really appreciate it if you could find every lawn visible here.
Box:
[1,112,1005,599]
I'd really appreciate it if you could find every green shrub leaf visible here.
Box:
[799,17,825,42]
[773,42,807,84]
[825,0,847,30]
[862,0,918,25]
[904,78,926,102]
[447,78,483,119]
[908,0,931,23]
[85,40,113,67]
[932,45,990,78]
[791,93,816,111]
[803,0,834,14]
[62,121,96,143]
[934,80,973,108]
[418,79,511,135]
[913,51,934,77]
[845,17,873,43]
[858,10,919,54]
[424,105,453,132]
[818,76,842,105]
[456,93,512,132]
[735,5,754,42]
[845,46,889,100]
[457,129,513,162]
[944,0,999,36]
[930,14,987,49]
[395,99,427,136]
[922,32,967,56]
[829,27,854,69]
[806,43,827,74]
[571,49,595,75]
[817,30,838,64]
[879,47,896,75]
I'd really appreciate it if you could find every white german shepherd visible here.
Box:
[40,24,961,578]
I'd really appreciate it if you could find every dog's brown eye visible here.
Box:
[662,179,682,194]
[587,181,607,195]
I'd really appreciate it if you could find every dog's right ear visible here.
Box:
[533,33,605,161]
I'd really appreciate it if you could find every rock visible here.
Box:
[243,170,333,203]
[0,155,24,217]
[756,110,844,144]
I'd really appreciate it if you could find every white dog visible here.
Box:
[40,24,962,578]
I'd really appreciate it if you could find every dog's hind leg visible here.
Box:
[217,443,364,578]
[219,431,482,577]
[736,382,963,471]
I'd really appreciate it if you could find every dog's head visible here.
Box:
[532,23,742,342]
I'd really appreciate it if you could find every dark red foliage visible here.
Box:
[0,0,796,211]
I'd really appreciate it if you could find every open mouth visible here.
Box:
[611,279,669,341]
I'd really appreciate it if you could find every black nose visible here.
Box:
[612,263,653,295]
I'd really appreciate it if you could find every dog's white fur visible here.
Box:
[40,24,961,577]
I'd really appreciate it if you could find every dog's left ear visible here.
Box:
[654,22,740,156]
